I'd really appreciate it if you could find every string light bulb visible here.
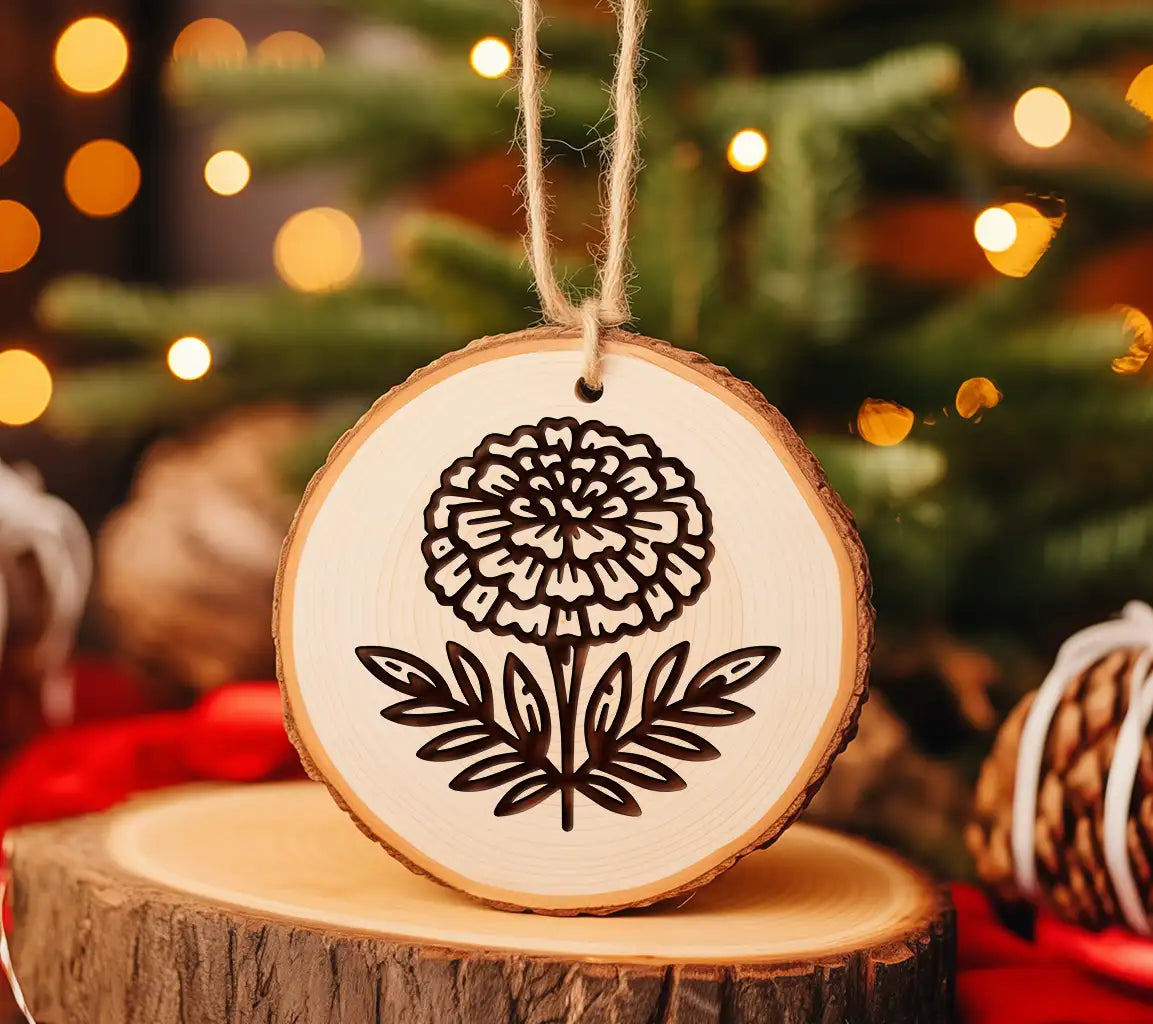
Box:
[0,349,52,426]
[256,30,324,67]
[274,207,362,293]
[974,206,1017,253]
[727,129,768,172]
[0,103,19,167]
[1013,87,1071,149]
[167,337,212,380]
[1126,66,1153,120]
[856,398,914,447]
[55,17,129,94]
[64,139,140,218]
[0,201,39,273]
[172,18,246,65]
[955,377,1002,420]
[204,150,250,196]
[470,37,512,78]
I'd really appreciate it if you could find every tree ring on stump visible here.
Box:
[6,783,953,1024]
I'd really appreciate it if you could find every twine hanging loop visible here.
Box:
[517,0,647,395]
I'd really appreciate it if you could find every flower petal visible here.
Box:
[510,523,563,559]
[629,507,682,545]
[594,558,640,602]
[618,465,660,500]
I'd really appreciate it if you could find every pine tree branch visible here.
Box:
[704,45,960,140]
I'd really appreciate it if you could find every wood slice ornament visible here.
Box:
[275,329,872,913]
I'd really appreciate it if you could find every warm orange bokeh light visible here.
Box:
[0,349,52,426]
[727,129,769,172]
[1112,306,1153,375]
[65,140,141,217]
[167,337,212,380]
[172,18,247,65]
[955,377,1002,419]
[55,17,129,94]
[983,202,1064,279]
[1126,66,1153,120]
[256,30,324,67]
[0,201,40,272]
[469,37,512,79]
[204,150,250,196]
[274,207,363,293]
[1013,87,1071,149]
[974,207,1017,253]
[0,103,19,167]
[857,398,915,446]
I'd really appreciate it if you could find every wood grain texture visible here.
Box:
[5,783,952,1024]
[275,328,874,913]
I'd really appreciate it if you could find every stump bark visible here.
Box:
[5,782,954,1024]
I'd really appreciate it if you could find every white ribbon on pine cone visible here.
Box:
[1011,599,1153,934]
[517,0,646,394]
[0,870,35,1024]
[0,461,92,729]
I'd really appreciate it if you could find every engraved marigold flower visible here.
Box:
[422,417,714,644]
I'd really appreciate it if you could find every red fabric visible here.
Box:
[4,663,1153,1021]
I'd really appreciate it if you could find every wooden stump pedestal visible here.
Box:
[5,782,954,1023]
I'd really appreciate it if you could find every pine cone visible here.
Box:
[98,404,312,697]
[967,648,1153,930]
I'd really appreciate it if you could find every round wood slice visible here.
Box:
[275,327,873,914]
[5,782,952,1024]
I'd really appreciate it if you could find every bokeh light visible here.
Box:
[727,129,769,172]
[0,349,52,426]
[983,202,1063,278]
[172,18,247,65]
[65,139,140,218]
[204,150,250,196]
[955,377,1002,419]
[55,17,129,94]
[1013,87,1071,149]
[0,201,40,272]
[974,207,1017,253]
[857,398,914,447]
[469,37,512,79]
[1112,306,1153,375]
[167,337,212,380]
[256,31,324,67]
[1126,66,1153,120]
[0,103,19,167]
[274,207,363,293]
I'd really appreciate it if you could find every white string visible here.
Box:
[0,871,35,1024]
[1011,600,1153,932]
[517,0,647,393]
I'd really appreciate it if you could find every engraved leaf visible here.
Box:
[450,753,534,792]
[494,773,559,816]
[583,653,632,754]
[503,654,551,746]
[634,724,720,761]
[417,725,500,762]
[686,646,781,699]
[576,773,642,816]
[599,752,686,792]
[642,641,691,716]
[355,646,445,698]
[445,641,493,714]
[381,699,471,726]
[662,699,755,726]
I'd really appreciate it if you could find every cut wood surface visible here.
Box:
[276,327,873,913]
[6,782,953,1023]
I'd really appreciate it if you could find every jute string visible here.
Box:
[518,0,647,393]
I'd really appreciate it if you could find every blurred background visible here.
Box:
[3,0,1153,881]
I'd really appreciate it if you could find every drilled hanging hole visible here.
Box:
[575,377,604,403]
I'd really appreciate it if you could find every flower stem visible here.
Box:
[547,641,586,832]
